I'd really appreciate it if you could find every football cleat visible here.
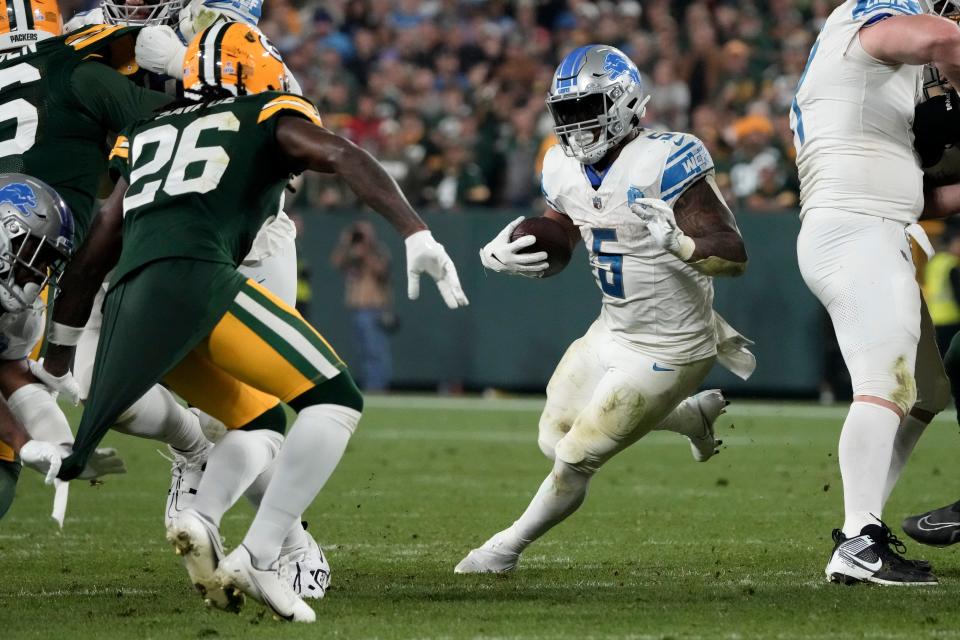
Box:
[687,389,726,462]
[280,526,331,600]
[902,500,960,547]
[454,533,520,574]
[825,524,938,586]
[164,442,210,530]
[167,508,242,612]
[218,545,316,623]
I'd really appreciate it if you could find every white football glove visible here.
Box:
[479,216,549,277]
[76,447,127,481]
[630,199,695,261]
[19,440,64,485]
[28,359,81,406]
[405,230,469,309]
[136,25,187,79]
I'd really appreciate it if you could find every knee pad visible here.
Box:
[289,371,363,414]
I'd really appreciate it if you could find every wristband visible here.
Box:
[48,322,84,346]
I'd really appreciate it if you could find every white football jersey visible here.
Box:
[541,131,718,364]
[790,0,926,222]
[0,298,45,361]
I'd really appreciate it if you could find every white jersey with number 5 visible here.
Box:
[790,0,925,222]
[540,131,719,364]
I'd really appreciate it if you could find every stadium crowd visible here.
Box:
[250,0,820,213]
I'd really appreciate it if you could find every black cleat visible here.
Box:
[903,500,960,547]
[825,523,938,586]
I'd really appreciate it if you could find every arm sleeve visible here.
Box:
[107,133,131,183]
[70,61,172,134]
[539,145,566,213]
[659,135,716,206]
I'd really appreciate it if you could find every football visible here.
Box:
[509,216,573,278]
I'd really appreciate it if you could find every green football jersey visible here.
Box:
[0,24,171,241]
[108,91,323,287]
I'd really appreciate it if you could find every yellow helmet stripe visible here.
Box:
[65,24,125,50]
[257,97,322,126]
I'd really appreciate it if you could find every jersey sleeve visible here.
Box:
[850,0,924,28]
[658,135,715,206]
[539,145,566,214]
[70,61,171,134]
[108,133,131,182]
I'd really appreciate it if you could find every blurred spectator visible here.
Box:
[330,222,394,392]
[924,219,960,355]
[65,0,819,212]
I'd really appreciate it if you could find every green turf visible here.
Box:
[2,397,960,639]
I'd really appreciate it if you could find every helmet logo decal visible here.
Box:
[0,183,38,216]
[602,53,639,84]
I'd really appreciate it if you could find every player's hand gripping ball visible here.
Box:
[509,217,573,278]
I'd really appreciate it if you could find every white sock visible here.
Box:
[242,405,359,567]
[493,459,591,556]
[839,401,900,537]
[882,414,929,506]
[8,384,72,444]
[112,386,207,454]
[191,429,283,527]
[244,462,309,554]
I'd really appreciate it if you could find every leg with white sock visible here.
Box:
[456,348,714,574]
[883,302,951,506]
[113,385,207,453]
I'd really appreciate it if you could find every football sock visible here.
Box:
[242,404,359,568]
[8,384,72,444]
[839,401,900,537]
[882,414,928,506]
[191,429,283,527]
[493,459,591,556]
[244,462,310,554]
[112,386,207,454]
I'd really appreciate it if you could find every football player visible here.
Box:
[789,0,960,585]
[456,44,751,575]
[0,174,125,521]
[73,0,334,599]
[43,22,466,622]
[0,2,212,517]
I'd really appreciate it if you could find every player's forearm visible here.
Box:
[922,181,960,219]
[685,233,748,277]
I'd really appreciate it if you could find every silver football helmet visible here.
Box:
[0,174,74,313]
[546,44,650,164]
[101,0,185,26]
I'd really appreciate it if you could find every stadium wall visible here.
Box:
[301,210,823,396]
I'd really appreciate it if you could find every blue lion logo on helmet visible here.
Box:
[603,52,640,84]
[0,183,38,216]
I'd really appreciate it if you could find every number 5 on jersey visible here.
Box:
[111,112,240,213]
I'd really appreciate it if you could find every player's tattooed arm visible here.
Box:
[44,181,126,377]
[673,176,748,277]
[275,116,428,238]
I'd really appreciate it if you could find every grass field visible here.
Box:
[3,396,960,639]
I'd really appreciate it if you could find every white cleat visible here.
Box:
[218,545,316,623]
[454,533,520,574]
[281,528,331,600]
[164,442,211,530]
[166,508,242,612]
[686,389,726,462]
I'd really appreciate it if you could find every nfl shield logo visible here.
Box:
[592,196,602,210]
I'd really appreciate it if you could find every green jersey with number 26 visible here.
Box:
[107,91,323,288]
[0,24,171,242]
